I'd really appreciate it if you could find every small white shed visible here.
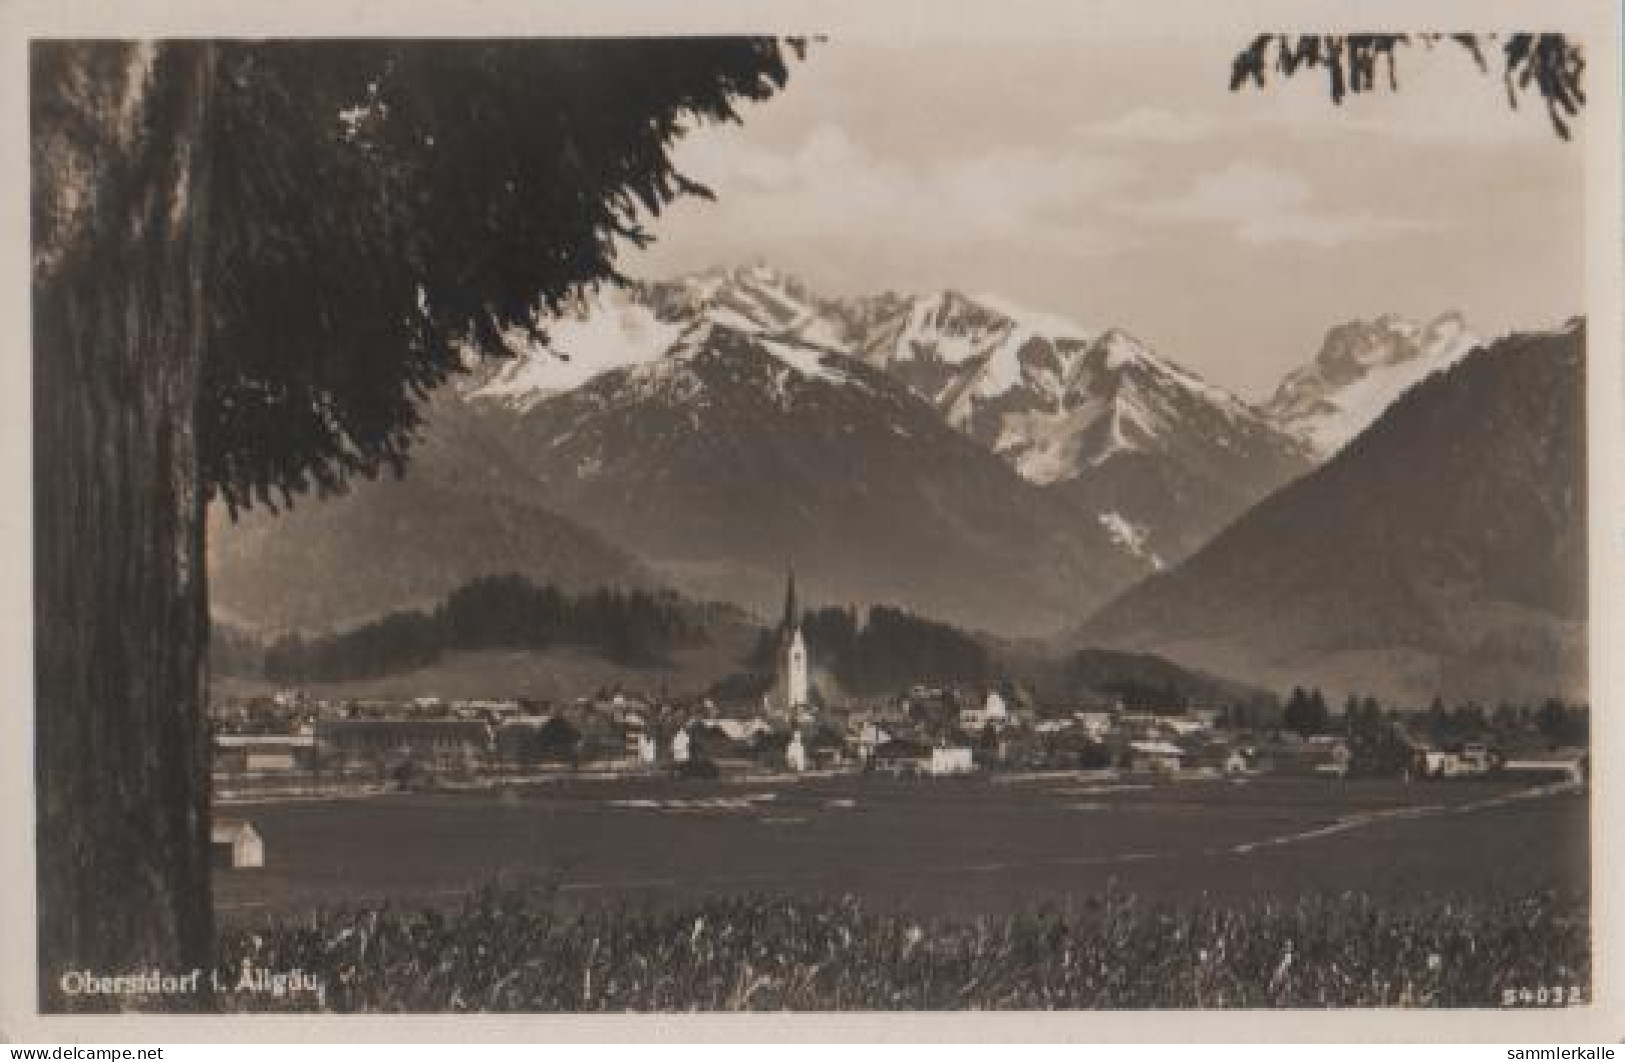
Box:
[211,819,264,869]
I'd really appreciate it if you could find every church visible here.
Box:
[767,567,811,719]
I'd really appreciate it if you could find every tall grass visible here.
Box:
[211,886,1587,1011]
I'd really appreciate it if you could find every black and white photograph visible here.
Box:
[7,0,1623,1040]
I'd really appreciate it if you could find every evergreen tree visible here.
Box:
[1282,687,1309,736]
[33,38,798,992]
[1307,689,1331,734]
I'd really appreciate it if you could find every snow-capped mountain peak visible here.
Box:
[465,286,687,412]
[459,264,1309,573]
[1263,311,1481,458]
[1091,327,1148,371]
[610,320,868,414]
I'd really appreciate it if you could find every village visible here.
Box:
[208,572,1588,874]
[206,679,1589,872]
[210,683,1586,790]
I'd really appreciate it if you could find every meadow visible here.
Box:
[215,884,1587,1011]
[202,773,1589,1011]
[215,773,1589,921]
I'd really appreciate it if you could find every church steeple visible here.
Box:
[772,563,811,715]
[781,564,799,634]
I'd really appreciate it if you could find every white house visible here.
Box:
[786,731,808,772]
[928,746,975,776]
[856,722,891,762]
[1074,711,1114,736]
[961,690,1011,731]
[671,729,691,764]
[714,718,772,743]
[1502,753,1586,784]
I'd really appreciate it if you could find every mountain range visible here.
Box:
[1078,322,1586,704]
[207,263,1583,705]
[468,265,1313,568]
[473,319,1144,635]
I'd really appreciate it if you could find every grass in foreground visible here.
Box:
[208,886,1588,1011]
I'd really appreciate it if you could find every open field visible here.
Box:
[215,773,1589,922]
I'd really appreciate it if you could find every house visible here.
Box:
[1162,718,1210,738]
[806,729,848,769]
[853,721,891,763]
[211,819,264,869]
[1073,711,1114,737]
[213,732,316,774]
[1269,737,1352,777]
[713,718,773,744]
[493,716,553,766]
[1314,742,1353,777]
[1127,740,1186,774]
[960,690,1010,731]
[1415,742,1491,778]
[1502,751,1587,784]
[317,718,491,776]
[451,698,522,721]
[871,738,933,775]
[928,745,976,776]
[1191,741,1252,775]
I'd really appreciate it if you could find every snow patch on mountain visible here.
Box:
[1098,511,1163,570]
[1094,328,1145,371]
[971,291,1094,341]
[756,335,855,387]
[470,289,687,411]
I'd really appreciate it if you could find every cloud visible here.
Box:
[1244,69,1566,149]
[1078,61,1567,153]
[1127,161,1436,248]
[659,122,1139,259]
[1076,106,1221,144]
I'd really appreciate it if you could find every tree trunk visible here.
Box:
[32,41,216,1009]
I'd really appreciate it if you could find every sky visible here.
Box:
[630,36,1585,401]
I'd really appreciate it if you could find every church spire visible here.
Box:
[782,564,799,634]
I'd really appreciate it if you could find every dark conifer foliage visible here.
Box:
[751,605,992,694]
[198,39,802,514]
[1231,34,1584,139]
[260,573,708,681]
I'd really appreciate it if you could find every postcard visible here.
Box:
[3,0,1621,1044]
